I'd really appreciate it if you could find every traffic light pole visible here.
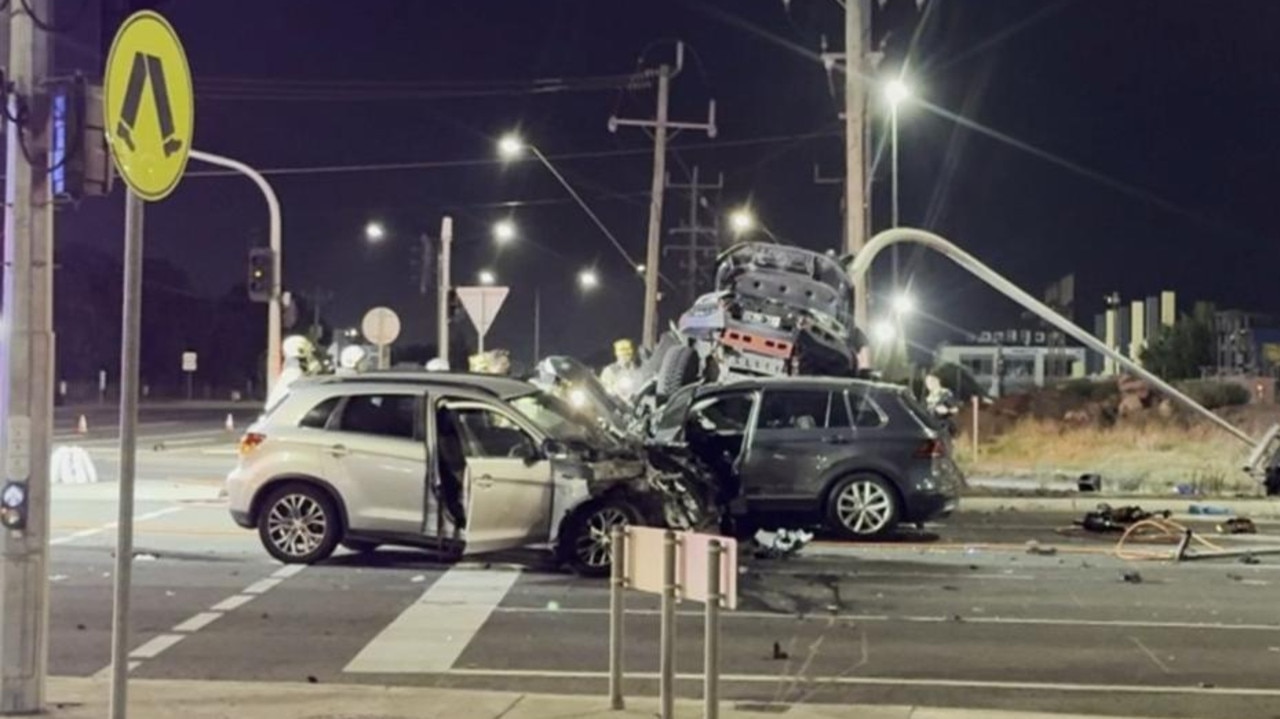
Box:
[188,150,282,398]
[0,1,53,712]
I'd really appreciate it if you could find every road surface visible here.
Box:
[42,416,1280,718]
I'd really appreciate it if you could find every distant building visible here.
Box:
[937,329,1086,397]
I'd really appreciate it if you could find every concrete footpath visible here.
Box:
[46,677,1194,719]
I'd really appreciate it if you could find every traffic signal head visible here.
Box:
[248,247,274,303]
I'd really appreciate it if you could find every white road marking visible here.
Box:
[491,605,1280,632]
[92,565,307,678]
[345,567,520,674]
[242,578,283,594]
[172,612,222,633]
[210,594,255,612]
[272,564,306,579]
[444,668,1280,697]
[129,633,184,659]
[50,506,184,546]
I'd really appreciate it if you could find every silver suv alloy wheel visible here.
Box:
[266,493,329,558]
[573,506,630,569]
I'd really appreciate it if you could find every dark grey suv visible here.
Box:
[649,377,962,538]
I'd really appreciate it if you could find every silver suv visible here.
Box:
[226,371,689,574]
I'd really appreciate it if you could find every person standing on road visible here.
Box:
[599,338,643,401]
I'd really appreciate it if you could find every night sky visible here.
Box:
[53,0,1280,363]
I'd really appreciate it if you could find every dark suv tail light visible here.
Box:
[239,432,266,456]
[914,438,946,459]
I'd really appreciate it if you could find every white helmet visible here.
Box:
[425,358,450,371]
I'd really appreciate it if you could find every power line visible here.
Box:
[182,129,840,179]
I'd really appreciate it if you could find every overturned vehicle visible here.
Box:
[644,242,868,399]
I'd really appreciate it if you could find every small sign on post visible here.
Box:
[456,286,509,353]
[182,351,197,399]
[361,307,401,370]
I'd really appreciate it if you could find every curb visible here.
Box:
[959,495,1280,519]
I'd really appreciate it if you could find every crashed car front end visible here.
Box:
[528,357,721,537]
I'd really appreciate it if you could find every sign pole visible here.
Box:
[660,529,677,719]
[608,525,626,710]
[108,190,145,719]
[704,540,722,719]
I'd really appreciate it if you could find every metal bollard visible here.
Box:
[660,530,677,719]
[704,539,722,719]
[609,525,626,710]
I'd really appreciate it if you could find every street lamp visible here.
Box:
[892,291,915,317]
[364,221,386,243]
[635,264,647,274]
[478,269,497,286]
[729,207,756,235]
[578,268,600,291]
[497,133,525,160]
[493,219,516,245]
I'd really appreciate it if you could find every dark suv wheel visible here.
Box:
[257,483,341,564]
[825,473,900,539]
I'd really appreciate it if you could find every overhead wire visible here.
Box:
[20,0,92,35]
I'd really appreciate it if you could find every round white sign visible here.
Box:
[361,306,401,346]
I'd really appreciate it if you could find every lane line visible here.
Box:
[491,605,1280,631]
[173,612,222,633]
[272,564,306,579]
[443,668,1280,697]
[210,594,255,612]
[92,564,307,678]
[345,567,520,674]
[129,634,184,659]
[243,578,283,594]
[50,506,184,546]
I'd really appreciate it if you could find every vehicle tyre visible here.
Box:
[657,345,699,398]
[341,539,380,554]
[257,483,341,564]
[557,496,639,578]
[825,473,900,539]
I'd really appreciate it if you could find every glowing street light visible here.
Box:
[729,207,756,235]
[478,269,497,286]
[497,133,525,160]
[636,264,647,274]
[885,78,912,108]
[892,292,916,316]
[578,268,600,290]
[492,219,517,244]
[364,221,386,243]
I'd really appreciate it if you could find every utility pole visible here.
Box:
[436,216,453,363]
[813,163,845,251]
[0,0,53,712]
[845,0,870,329]
[609,43,716,349]
[665,166,723,305]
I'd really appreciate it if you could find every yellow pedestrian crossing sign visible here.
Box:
[103,11,193,202]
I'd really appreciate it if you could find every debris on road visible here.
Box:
[1239,553,1261,565]
[753,528,813,559]
[1121,570,1144,584]
[1188,504,1232,516]
[1216,517,1257,535]
[771,642,789,660]
[1025,540,1058,556]
[1077,503,1170,533]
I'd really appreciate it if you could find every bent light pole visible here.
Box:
[853,227,1259,450]
[189,150,283,397]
